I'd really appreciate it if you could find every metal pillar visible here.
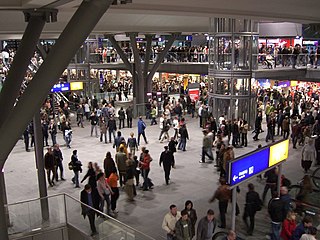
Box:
[145,33,179,93]
[0,166,8,240]
[277,164,282,196]
[143,35,153,79]
[231,188,237,231]
[0,0,113,166]
[107,35,132,72]
[129,33,145,106]
[33,112,49,221]
[0,11,47,128]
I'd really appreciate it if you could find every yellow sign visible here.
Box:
[70,82,83,91]
[268,139,289,167]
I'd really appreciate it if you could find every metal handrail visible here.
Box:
[7,193,156,239]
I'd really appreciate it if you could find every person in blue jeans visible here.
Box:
[268,192,286,240]
[178,124,189,151]
[137,116,148,146]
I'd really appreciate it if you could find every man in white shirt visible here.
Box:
[162,204,181,240]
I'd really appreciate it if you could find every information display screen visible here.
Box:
[228,148,269,186]
[269,139,289,167]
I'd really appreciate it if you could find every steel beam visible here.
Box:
[0,12,46,129]
[0,0,113,172]
[146,33,179,93]
[107,35,132,72]
[143,34,153,80]
[33,112,49,221]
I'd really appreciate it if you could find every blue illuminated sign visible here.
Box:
[228,148,270,187]
[51,83,70,93]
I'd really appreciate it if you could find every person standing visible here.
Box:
[44,147,56,187]
[127,132,138,156]
[291,216,313,240]
[262,167,278,203]
[300,226,317,240]
[99,117,107,143]
[108,167,120,214]
[53,144,65,181]
[96,172,113,216]
[209,178,231,229]
[71,150,82,188]
[80,184,99,236]
[253,111,262,141]
[23,126,30,152]
[242,183,262,236]
[162,204,181,240]
[48,119,57,146]
[107,116,117,143]
[150,106,157,125]
[240,120,249,147]
[175,209,193,240]
[196,209,216,240]
[137,116,148,146]
[81,162,96,189]
[282,116,290,139]
[184,200,197,239]
[115,146,128,187]
[103,152,116,178]
[280,211,297,240]
[89,111,99,137]
[76,105,84,128]
[124,157,136,201]
[301,138,316,173]
[125,105,133,128]
[159,146,175,185]
[118,107,125,129]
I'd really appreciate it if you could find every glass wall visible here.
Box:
[208,18,259,126]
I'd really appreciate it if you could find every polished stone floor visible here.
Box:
[4,113,316,239]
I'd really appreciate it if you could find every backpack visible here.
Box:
[255,197,263,211]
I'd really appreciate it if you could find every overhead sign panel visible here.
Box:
[269,139,289,167]
[229,148,269,186]
[51,83,70,93]
[70,82,83,91]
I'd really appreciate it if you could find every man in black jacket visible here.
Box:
[159,146,175,185]
[80,184,99,236]
[126,105,133,128]
[268,192,286,240]
[243,183,262,236]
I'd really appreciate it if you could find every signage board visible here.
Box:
[269,139,289,167]
[228,148,269,187]
[189,88,199,101]
[51,83,70,93]
[228,140,289,187]
[70,82,83,91]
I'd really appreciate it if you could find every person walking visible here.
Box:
[53,144,65,181]
[196,209,216,240]
[301,138,316,173]
[209,178,231,229]
[175,209,193,240]
[267,192,287,240]
[262,167,278,203]
[242,183,262,236]
[96,172,113,216]
[71,150,82,188]
[178,124,189,151]
[76,105,84,128]
[162,204,181,240]
[200,129,214,163]
[99,117,107,143]
[140,149,153,191]
[137,116,148,145]
[184,200,197,239]
[44,147,56,187]
[80,184,99,236]
[159,146,175,185]
[124,158,136,202]
[81,162,96,189]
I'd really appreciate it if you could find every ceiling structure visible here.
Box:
[0,0,319,39]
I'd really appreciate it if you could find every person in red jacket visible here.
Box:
[280,210,297,240]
